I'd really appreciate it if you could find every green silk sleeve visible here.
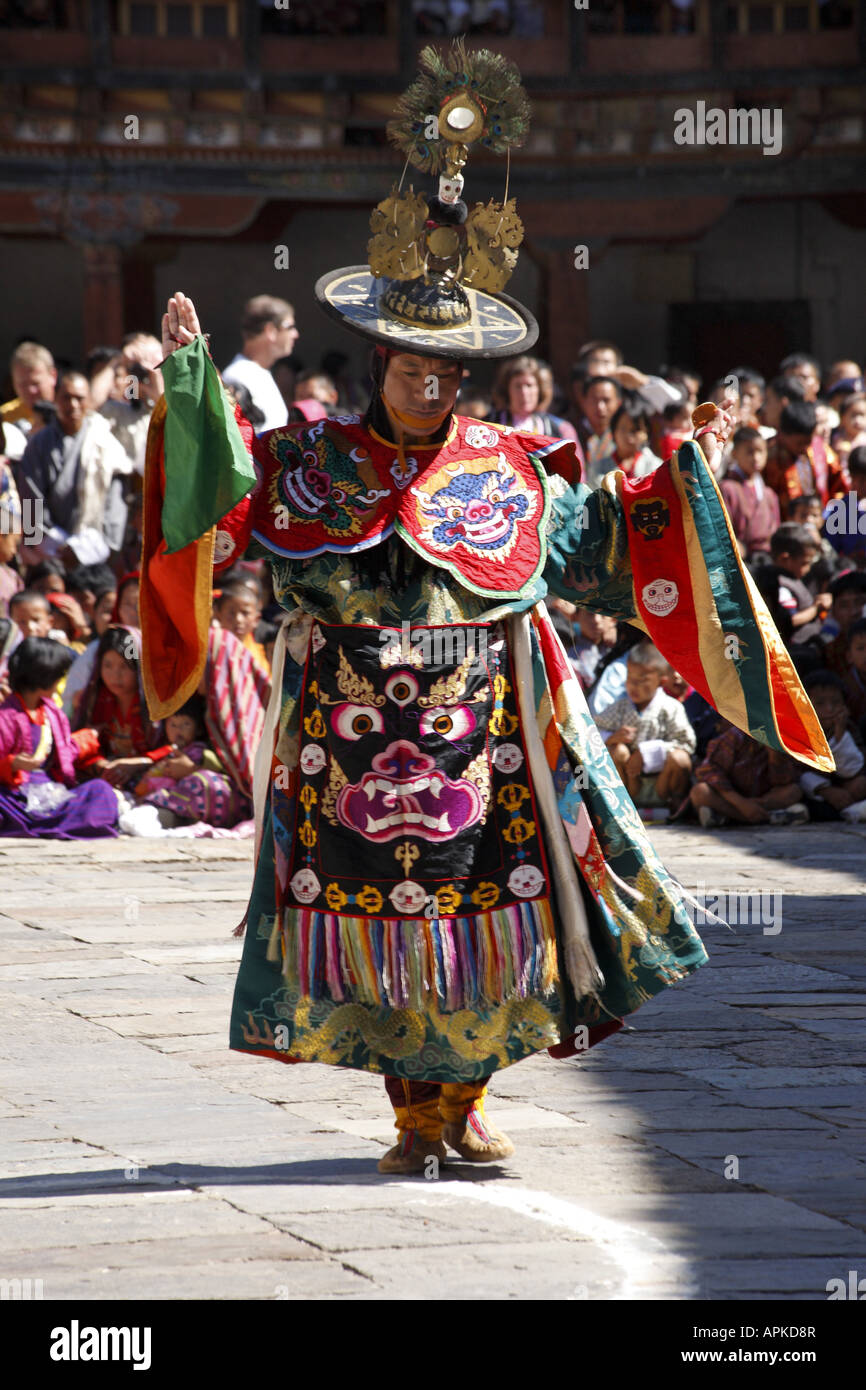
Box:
[543,448,833,772]
[543,478,637,620]
[161,336,257,554]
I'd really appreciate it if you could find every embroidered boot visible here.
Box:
[439,1082,515,1162]
[378,1078,447,1175]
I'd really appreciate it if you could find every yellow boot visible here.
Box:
[378,1079,447,1175]
[439,1083,515,1163]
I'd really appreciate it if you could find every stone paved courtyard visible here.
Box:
[1,823,864,1300]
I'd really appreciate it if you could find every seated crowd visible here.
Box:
[545,343,866,828]
[0,562,273,839]
[1,318,864,837]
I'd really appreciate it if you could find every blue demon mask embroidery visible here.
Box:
[411,456,534,557]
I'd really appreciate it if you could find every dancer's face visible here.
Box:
[382,354,461,436]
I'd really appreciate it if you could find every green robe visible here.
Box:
[145,339,830,1084]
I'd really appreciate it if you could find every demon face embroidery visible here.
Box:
[629,497,670,541]
[410,456,536,559]
[270,431,390,536]
[336,739,484,843]
[289,624,551,918]
[317,646,489,848]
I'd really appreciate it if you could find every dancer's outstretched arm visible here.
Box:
[141,292,257,716]
[543,398,832,772]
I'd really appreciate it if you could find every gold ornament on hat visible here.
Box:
[463,197,524,293]
[368,187,428,281]
[366,39,531,332]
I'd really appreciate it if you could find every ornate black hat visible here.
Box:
[315,40,538,361]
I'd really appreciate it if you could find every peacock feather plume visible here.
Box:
[386,38,530,176]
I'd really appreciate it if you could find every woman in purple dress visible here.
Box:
[0,637,118,839]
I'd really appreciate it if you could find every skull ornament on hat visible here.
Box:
[315,39,538,361]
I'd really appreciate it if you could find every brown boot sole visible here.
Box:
[377,1136,446,1175]
[442,1119,515,1163]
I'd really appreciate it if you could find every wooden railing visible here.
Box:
[727,1,837,34]
[586,1,710,35]
[116,0,238,38]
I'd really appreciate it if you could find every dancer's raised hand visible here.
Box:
[692,395,736,471]
[161,291,202,358]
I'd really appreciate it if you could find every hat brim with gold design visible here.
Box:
[315,40,538,361]
[315,265,537,361]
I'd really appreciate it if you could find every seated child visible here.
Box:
[0,636,118,839]
[212,570,270,675]
[586,625,644,716]
[788,493,841,588]
[657,398,693,463]
[690,726,805,827]
[71,625,168,789]
[46,592,89,651]
[66,562,117,640]
[830,392,866,467]
[720,427,780,563]
[798,670,866,821]
[8,590,52,640]
[824,445,866,569]
[26,559,66,596]
[134,694,210,798]
[593,640,695,813]
[841,616,866,731]
[574,609,617,692]
[770,523,833,648]
[549,599,617,692]
[59,580,120,721]
[820,570,866,675]
[590,400,661,486]
[132,686,252,830]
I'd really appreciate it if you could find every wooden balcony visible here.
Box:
[260,37,400,76]
[111,36,242,70]
[585,35,712,75]
[724,30,858,68]
[0,0,860,87]
[0,30,90,65]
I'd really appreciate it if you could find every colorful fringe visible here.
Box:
[280,900,558,1012]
